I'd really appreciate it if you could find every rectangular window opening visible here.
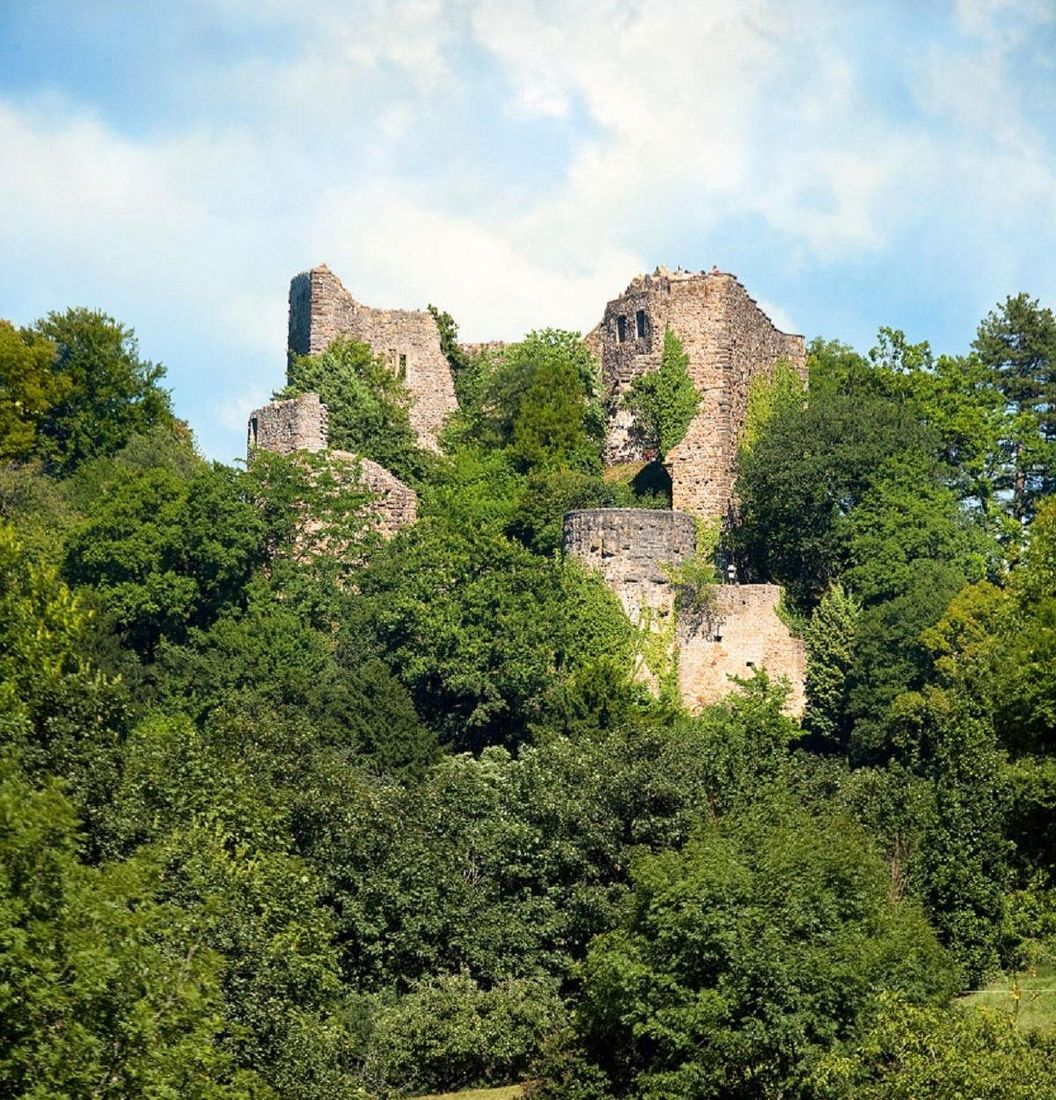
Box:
[249,417,258,448]
[636,310,647,338]
[617,314,627,342]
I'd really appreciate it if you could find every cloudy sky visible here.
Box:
[2,0,1055,460]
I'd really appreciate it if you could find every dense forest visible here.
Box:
[3,293,1056,1099]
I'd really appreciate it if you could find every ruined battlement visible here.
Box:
[562,508,697,618]
[247,391,417,538]
[586,267,806,520]
[288,265,458,451]
[247,392,328,455]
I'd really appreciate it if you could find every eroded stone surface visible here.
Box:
[247,392,417,539]
[586,267,806,521]
[679,584,806,714]
[562,508,805,714]
[562,508,696,620]
[288,265,458,451]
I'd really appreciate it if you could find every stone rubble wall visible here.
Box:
[288,265,458,452]
[247,393,417,539]
[562,508,805,713]
[562,508,697,621]
[678,584,806,715]
[247,393,328,455]
[592,268,806,520]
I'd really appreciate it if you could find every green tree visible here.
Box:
[280,338,423,482]
[624,326,699,459]
[0,320,67,463]
[972,293,1056,522]
[812,993,1056,1099]
[573,801,955,1099]
[34,308,175,473]
[804,583,862,750]
[0,765,268,1098]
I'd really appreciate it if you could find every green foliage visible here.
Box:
[573,801,955,1099]
[0,320,67,463]
[741,358,805,452]
[367,974,565,1095]
[449,330,603,470]
[0,764,269,1099]
[0,525,128,839]
[355,521,633,749]
[281,337,424,482]
[623,326,699,459]
[812,993,1056,1099]
[972,292,1056,521]
[33,307,176,474]
[804,583,862,749]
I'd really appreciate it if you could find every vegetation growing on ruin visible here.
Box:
[3,293,1056,1097]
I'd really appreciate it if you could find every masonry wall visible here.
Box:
[679,584,806,714]
[590,268,806,520]
[288,265,458,451]
[247,393,328,455]
[247,393,417,539]
[562,508,696,620]
[562,508,805,714]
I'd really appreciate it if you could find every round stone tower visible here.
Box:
[562,508,696,618]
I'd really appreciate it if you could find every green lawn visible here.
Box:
[959,966,1056,1033]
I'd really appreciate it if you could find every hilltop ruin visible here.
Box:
[247,262,807,711]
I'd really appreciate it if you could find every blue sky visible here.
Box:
[2,0,1055,461]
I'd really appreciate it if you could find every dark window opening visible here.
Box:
[713,634,723,642]
[636,309,647,338]
[617,314,627,342]
[249,417,258,448]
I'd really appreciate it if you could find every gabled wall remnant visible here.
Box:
[562,508,805,714]
[288,265,458,452]
[247,392,417,538]
[585,267,806,521]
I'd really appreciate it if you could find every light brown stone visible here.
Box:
[288,264,458,452]
[587,268,806,521]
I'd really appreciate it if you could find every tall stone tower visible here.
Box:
[288,264,458,452]
[586,268,806,520]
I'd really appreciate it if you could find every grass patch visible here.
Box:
[958,965,1056,1033]
[413,1088,523,1100]
[602,461,648,485]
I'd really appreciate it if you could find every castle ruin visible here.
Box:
[586,267,806,520]
[562,509,805,713]
[246,391,417,538]
[288,265,458,452]
[247,262,807,711]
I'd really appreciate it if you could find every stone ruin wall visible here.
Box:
[589,269,806,521]
[562,508,805,714]
[288,265,458,452]
[246,392,417,538]
[247,392,329,455]
[562,508,697,621]
[679,584,806,714]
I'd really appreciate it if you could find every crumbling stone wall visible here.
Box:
[288,264,458,451]
[247,392,417,538]
[562,508,696,620]
[247,392,329,455]
[562,507,805,713]
[587,268,806,520]
[679,584,806,714]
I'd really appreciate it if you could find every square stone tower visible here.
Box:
[586,268,806,520]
